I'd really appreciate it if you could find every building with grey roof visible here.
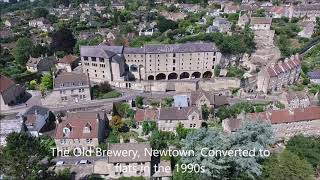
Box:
[158,106,203,132]
[80,42,221,83]
[19,105,51,137]
[52,72,91,104]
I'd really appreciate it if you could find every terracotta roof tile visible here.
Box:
[0,75,15,93]
[59,55,79,64]
[135,109,158,122]
[55,113,100,139]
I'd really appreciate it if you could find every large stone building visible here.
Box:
[223,106,320,140]
[292,4,320,19]
[52,72,91,104]
[247,106,320,140]
[257,54,301,93]
[54,112,107,152]
[80,43,221,83]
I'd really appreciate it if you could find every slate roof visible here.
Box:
[26,56,56,72]
[173,95,189,107]
[54,72,90,88]
[294,4,320,11]
[286,91,309,102]
[307,70,320,79]
[144,43,217,53]
[80,45,124,58]
[190,90,228,107]
[108,143,151,163]
[123,47,145,54]
[159,107,202,120]
[266,56,300,77]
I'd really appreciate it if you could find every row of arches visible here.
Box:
[147,71,213,80]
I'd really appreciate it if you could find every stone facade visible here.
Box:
[52,72,91,104]
[158,107,203,132]
[80,43,221,83]
[246,106,320,140]
[257,54,301,93]
[54,112,107,152]
[249,17,272,30]
[281,91,311,109]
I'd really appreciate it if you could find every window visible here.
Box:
[173,67,175,71]
[91,57,96,61]
[173,53,176,57]
[83,56,88,61]
[99,58,104,62]
[173,59,175,63]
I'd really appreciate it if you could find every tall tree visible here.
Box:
[33,7,49,18]
[261,150,314,180]
[50,28,76,53]
[12,37,34,65]
[286,135,320,169]
[229,121,275,178]
[0,133,49,179]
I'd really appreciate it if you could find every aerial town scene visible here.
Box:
[0,0,320,179]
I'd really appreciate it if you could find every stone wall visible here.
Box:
[110,77,240,92]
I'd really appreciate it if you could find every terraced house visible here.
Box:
[257,54,301,93]
[80,43,221,83]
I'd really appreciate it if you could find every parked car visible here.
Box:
[56,161,65,165]
[75,160,90,165]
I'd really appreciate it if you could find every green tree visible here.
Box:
[12,37,34,65]
[135,96,144,108]
[201,104,210,120]
[150,130,171,150]
[29,79,38,90]
[110,115,125,130]
[176,123,192,140]
[33,7,49,18]
[40,73,53,91]
[261,150,314,180]
[50,28,76,53]
[229,121,275,178]
[157,16,178,33]
[286,135,320,169]
[0,132,49,179]
[162,96,174,107]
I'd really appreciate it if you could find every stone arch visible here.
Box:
[191,72,201,79]
[168,73,178,80]
[148,75,154,80]
[156,73,166,80]
[203,71,213,79]
[180,72,190,79]
[130,64,138,72]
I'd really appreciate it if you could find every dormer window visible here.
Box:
[83,123,91,133]
[63,124,72,137]
[60,83,64,87]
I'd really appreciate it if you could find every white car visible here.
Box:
[56,161,65,166]
[75,160,90,165]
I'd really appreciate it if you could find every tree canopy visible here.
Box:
[0,133,53,179]
[180,120,274,179]
[50,28,76,53]
[12,37,34,65]
[261,150,314,180]
[286,135,320,169]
